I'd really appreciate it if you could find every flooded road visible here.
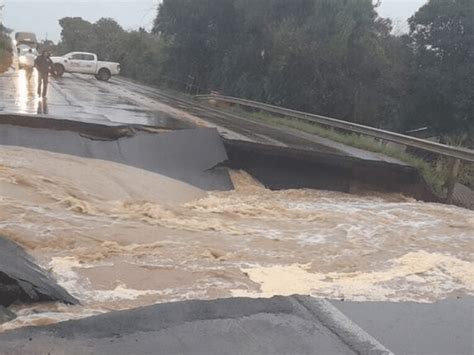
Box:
[0,146,472,332]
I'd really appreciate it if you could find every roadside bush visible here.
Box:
[0,24,12,73]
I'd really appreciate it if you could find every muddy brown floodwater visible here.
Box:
[0,146,473,332]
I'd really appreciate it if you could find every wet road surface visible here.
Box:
[0,68,195,129]
[0,67,406,163]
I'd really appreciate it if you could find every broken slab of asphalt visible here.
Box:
[0,114,439,201]
[0,295,472,354]
[224,139,439,202]
[0,236,78,308]
[0,117,233,191]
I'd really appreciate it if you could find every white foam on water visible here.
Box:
[232,251,474,302]
[49,256,164,303]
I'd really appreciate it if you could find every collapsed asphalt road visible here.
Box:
[0,121,232,191]
[3,68,472,208]
[0,68,436,200]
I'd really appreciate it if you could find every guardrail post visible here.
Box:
[446,158,461,204]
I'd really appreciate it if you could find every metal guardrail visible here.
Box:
[195,94,474,163]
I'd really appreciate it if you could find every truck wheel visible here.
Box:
[97,68,111,81]
[54,64,65,77]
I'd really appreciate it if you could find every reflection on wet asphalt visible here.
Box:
[16,69,38,113]
[0,67,196,129]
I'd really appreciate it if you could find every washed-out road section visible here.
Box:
[0,69,436,200]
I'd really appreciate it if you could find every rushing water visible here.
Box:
[0,146,473,331]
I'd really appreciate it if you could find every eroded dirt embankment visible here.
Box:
[0,145,472,331]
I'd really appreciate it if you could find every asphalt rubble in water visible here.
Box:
[0,236,78,315]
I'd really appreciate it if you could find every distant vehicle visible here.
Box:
[50,52,121,81]
[15,32,38,46]
[18,46,38,69]
[15,32,38,69]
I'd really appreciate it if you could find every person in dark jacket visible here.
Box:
[34,51,53,98]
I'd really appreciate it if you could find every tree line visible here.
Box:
[47,0,474,146]
[0,7,13,72]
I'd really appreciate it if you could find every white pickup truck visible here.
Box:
[51,52,120,81]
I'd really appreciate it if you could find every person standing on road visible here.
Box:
[23,49,36,81]
[34,51,53,98]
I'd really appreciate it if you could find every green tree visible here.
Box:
[154,0,407,128]
[92,18,127,61]
[407,0,474,142]
[119,28,165,84]
[58,17,97,53]
[261,0,399,126]
[0,7,13,73]
[38,39,57,54]
[154,0,239,91]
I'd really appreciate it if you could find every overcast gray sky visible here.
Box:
[1,0,427,42]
